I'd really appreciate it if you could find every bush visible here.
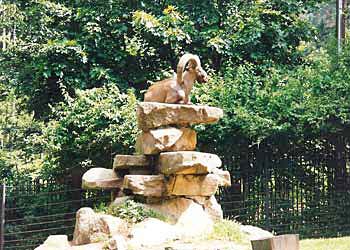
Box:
[95,200,167,223]
[40,84,138,178]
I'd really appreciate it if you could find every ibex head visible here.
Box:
[176,54,208,85]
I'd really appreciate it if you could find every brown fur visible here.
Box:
[144,53,208,104]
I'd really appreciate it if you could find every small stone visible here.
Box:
[240,225,273,240]
[113,155,150,170]
[137,102,223,131]
[123,175,166,197]
[158,151,222,175]
[82,168,122,190]
[136,127,197,155]
[167,174,219,196]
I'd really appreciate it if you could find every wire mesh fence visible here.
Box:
[218,137,350,239]
[2,180,110,250]
[1,137,350,249]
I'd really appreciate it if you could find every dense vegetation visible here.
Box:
[1,0,349,184]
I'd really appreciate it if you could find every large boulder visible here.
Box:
[123,175,166,197]
[158,151,222,175]
[136,127,196,155]
[167,174,219,196]
[137,102,223,131]
[72,208,128,246]
[82,168,122,190]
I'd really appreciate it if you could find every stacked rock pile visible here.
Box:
[82,102,231,224]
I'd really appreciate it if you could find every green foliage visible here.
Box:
[0,0,327,118]
[95,200,167,224]
[40,84,137,178]
[0,85,44,183]
[194,40,350,155]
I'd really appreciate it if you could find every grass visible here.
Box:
[300,236,350,250]
[207,219,249,244]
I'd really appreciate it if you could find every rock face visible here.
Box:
[123,175,166,197]
[158,151,222,175]
[82,168,122,190]
[167,174,219,196]
[137,102,223,131]
[136,127,197,155]
[113,155,150,169]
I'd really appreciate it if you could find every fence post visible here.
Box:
[264,157,271,231]
[0,183,5,250]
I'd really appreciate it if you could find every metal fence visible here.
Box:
[0,180,110,250]
[219,137,350,239]
[1,138,350,249]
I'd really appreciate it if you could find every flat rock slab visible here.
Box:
[123,175,166,197]
[113,155,150,170]
[167,174,219,196]
[158,151,222,175]
[137,102,223,131]
[136,127,197,155]
[82,168,122,190]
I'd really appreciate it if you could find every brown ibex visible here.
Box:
[144,53,208,104]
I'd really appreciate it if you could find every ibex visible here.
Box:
[144,53,208,104]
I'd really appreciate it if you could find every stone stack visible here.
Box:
[82,102,231,225]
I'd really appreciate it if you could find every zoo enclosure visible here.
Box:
[1,135,350,249]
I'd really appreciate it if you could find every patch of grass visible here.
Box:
[300,236,350,250]
[94,200,167,223]
[207,219,249,245]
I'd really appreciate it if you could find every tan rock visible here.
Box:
[113,155,150,170]
[35,235,71,250]
[137,102,223,131]
[146,197,214,238]
[203,196,223,221]
[167,174,219,196]
[129,218,179,247]
[136,127,197,155]
[82,168,122,190]
[175,199,214,237]
[123,175,166,197]
[146,197,198,223]
[159,151,222,175]
[72,208,128,246]
[212,168,231,187]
